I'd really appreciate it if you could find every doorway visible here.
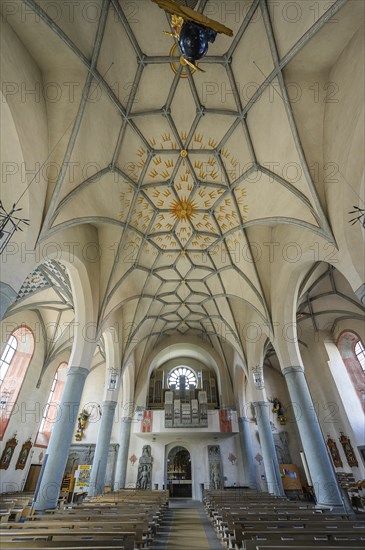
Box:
[23,464,42,492]
[167,446,192,498]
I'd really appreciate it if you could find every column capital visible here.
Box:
[102,400,118,410]
[238,416,250,423]
[0,282,17,321]
[282,365,304,376]
[355,283,365,305]
[252,400,269,408]
[67,366,89,378]
[121,415,133,422]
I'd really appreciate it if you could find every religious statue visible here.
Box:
[75,408,91,441]
[136,445,153,490]
[270,397,287,425]
[137,465,151,490]
[208,445,223,490]
[210,463,222,490]
[142,445,151,458]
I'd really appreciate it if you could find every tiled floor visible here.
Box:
[150,499,223,550]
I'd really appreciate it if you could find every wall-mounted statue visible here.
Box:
[137,465,150,489]
[74,405,102,441]
[270,397,287,425]
[75,408,91,441]
[208,445,223,490]
[136,445,153,490]
[210,462,222,490]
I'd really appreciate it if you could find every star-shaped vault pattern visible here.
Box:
[6,0,351,364]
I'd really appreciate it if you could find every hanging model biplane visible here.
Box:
[151,0,233,72]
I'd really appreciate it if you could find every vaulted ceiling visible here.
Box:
[2,0,364,366]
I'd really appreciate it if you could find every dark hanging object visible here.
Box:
[152,0,233,71]
[178,21,217,63]
[0,202,29,255]
[348,206,365,228]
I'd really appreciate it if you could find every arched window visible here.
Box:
[354,341,365,372]
[0,327,34,439]
[168,367,197,389]
[39,372,58,433]
[337,331,365,412]
[0,335,17,384]
[35,362,67,448]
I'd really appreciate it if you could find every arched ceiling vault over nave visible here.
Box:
[3,260,106,383]
[264,262,365,375]
[1,0,364,369]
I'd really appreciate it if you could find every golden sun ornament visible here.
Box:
[171,197,197,222]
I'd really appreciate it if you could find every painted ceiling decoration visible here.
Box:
[120,132,248,254]
[16,260,72,306]
[10,259,76,381]
[4,0,361,367]
[297,263,365,334]
[264,262,365,370]
[10,256,106,383]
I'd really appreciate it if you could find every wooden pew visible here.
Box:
[0,489,169,549]
[12,520,151,545]
[25,514,154,541]
[224,518,364,531]
[220,512,365,547]
[2,521,148,546]
[0,530,135,549]
[243,542,365,550]
[204,489,364,550]
[0,543,126,549]
[212,510,350,534]
[228,528,365,550]
[0,497,32,522]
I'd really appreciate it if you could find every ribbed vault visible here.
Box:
[2,0,364,364]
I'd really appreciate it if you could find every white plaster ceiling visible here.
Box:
[297,263,365,334]
[3,0,364,362]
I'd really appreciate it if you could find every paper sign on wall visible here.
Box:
[73,464,91,493]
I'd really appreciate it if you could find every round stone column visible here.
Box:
[113,416,132,490]
[238,416,257,489]
[283,366,344,509]
[88,400,117,496]
[33,366,89,510]
[253,401,285,496]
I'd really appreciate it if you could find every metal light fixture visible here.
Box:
[252,365,265,390]
[0,202,29,254]
[348,206,365,227]
[107,368,119,390]
[152,0,233,71]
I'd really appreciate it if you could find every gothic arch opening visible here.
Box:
[167,445,192,498]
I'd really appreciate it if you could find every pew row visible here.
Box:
[204,489,363,550]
